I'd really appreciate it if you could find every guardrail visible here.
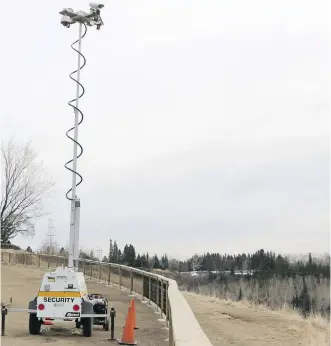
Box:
[1,250,213,346]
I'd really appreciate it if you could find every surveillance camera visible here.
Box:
[61,15,73,28]
[89,2,104,10]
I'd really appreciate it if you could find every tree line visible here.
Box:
[190,249,330,279]
[79,239,170,270]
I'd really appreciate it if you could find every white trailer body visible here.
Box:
[35,267,87,320]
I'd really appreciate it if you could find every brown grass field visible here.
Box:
[183,291,330,346]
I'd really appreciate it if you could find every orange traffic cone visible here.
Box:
[117,304,137,345]
[131,298,139,330]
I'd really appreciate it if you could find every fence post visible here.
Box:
[142,274,145,299]
[8,253,11,264]
[156,279,159,311]
[38,255,41,268]
[1,305,7,336]
[148,276,151,305]
[160,279,164,317]
[1,251,3,263]
[130,270,133,294]
[166,282,169,326]
[99,262,102,281]
[108,264,111,285]
[47,255,50,269]
[90,262,93,278]
[109,307,116,341]
[119,267,122,287]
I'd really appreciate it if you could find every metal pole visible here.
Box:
[119,267,122,287]
[1,305,7,336]
[130,270,133,293]
[73,199,80,271]
[99,262,102,281]
[148,277,151,305]
[166,282,169,326]
[68,21,83,269]
[109,307,116,340]
[161,280,164,317]
[156,280,159,311]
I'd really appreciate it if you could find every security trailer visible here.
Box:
[27,3,106,337]
[28,267,109,336]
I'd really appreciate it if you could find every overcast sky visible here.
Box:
[1,0,329,260]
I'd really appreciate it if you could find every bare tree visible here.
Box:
[1,139,54,243]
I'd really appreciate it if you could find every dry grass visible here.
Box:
[182,291,330,346]
[177,274,330,318]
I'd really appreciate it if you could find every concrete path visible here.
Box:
[1,264,168,346]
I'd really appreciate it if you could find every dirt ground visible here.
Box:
[182,291,330,346]
[0,264,168,346]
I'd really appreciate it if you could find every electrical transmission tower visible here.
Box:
[45,219,57,255]
[96,247,103,261]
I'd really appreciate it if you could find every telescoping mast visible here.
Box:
[27,3,108,338]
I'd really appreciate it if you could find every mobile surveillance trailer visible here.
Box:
[28,3,107,337]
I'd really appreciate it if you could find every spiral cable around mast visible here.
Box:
[65,22,87,201]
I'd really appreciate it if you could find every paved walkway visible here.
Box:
[1,264,168,346]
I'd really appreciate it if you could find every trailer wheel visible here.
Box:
[29,313,42,335]
[82,317,93,337]
[103,317,110,331]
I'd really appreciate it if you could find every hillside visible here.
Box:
[183,291,330,346]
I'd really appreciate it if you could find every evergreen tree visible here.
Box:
[299,276,311,317]
[161,254,169,269]
[140,253,148,267]
[113,241,118,263]
[153,254,161,269]
[108,239,113,262]
[135,254,142,267]
[122,244,136,266]
[117,249,122,264]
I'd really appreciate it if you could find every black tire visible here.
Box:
[82,317,93,337]
[29,313,41,335]
[103,317,110,331]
